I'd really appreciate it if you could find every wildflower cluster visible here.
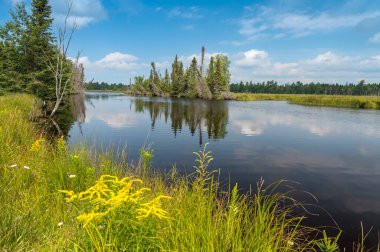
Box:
[59,175,171,227]
[29,137,44,152]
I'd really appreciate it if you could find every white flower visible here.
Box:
[23,166,30,170]
[58,222,64,227]
[68,174,76,178]
[9,164,17,168]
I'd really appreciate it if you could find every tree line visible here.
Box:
[0,0,84,101]
[85,81,130,91]
[230,80,380,96]
[131,47,232,99]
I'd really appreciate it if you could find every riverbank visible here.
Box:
[86,89,380,110]
[0,93,351,251]
[234,93,380,109]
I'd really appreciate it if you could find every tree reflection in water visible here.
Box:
[133,98,229,145]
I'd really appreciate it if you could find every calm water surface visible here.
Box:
[68,92,380,248]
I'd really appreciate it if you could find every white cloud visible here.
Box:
[235,49,270,67]
[78,52,142,70]
[369,32,380,43]
[76,49,380,84]
[51,0,107,28]
[231,48,380,83]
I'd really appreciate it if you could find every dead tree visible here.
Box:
[47,2,77,117]
[200,46,205,76]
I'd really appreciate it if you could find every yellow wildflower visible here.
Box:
[58,190,78,202]
[77,211,108,228]
[59,174,171,228]
[29,138,44,152]
[137,195,172,219]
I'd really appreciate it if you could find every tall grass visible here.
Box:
[234,93,380,109]
[1,93,370,251]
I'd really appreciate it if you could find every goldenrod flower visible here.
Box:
[58,190,78,202]
[77,211,108,228]
[137,195,172,219]
[30,138,44,152]
[59,174,171,228]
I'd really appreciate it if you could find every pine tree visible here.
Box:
[163,68,171,94]
[171,55,184,96]
[206,56,215,94]
[28,0,55,98]
[0,2,30,92]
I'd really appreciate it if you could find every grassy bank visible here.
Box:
[234,93,380,109]
[1,94,367,251]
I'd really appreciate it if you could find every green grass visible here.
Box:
[234,93,380,109]
[0,94,374,251]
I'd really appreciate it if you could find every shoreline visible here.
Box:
[85,90,380,110]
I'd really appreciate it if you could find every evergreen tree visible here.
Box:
[184,57,198,97]
[162,68,171,94]
[0,2,30,92]
[171,55,184,96]
[215,54,230,90]
[28,0,55,98]
[206,56,216,94]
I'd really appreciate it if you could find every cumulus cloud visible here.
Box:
[76,49,380,84]
[231,49,380,83]
[235,49,270,67]
[78,52,143,70]
[51,0,107,28]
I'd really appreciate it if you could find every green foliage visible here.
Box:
[170,55,185,96]
[230,80,380,96]
[131,50,230,99]
[0,0,81,104]
[315,230,341,252]
[234,93,380,109]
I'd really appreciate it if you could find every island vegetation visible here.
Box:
[129,47,233,99]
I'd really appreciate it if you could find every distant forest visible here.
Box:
[88,80,380,97]
[85,82,130,91]
[230,80,380,96]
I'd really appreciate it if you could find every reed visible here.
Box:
[234,93,380,109]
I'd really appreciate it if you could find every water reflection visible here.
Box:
[230,101,380,138]
[133,98,228,145]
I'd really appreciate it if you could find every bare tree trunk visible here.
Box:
[200,46,205,77]
[47,2,77,118]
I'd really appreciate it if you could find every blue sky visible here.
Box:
[2,0,380,84]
